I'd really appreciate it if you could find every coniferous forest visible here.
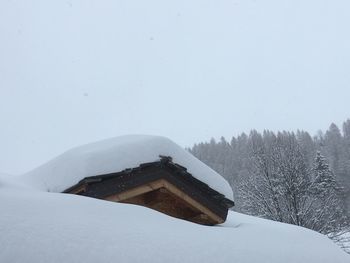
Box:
[189,119,350,247]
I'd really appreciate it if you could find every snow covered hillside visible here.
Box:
[1,135,349,262]
[0,173,348,263]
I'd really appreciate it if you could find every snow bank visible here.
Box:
[0,175,348,263]
[0,173,32,190]
[21,135,233,199]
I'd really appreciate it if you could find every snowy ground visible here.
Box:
[1,173,349,263]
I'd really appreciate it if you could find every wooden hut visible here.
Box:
[64,156,234,225]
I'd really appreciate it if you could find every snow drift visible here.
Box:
[22,135,233,199]
[0,173,348,263]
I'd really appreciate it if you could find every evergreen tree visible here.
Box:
[343,119,350,142]
[311,151,339,196]
[297,130,316,167]
[308,152,346,234]
[342,119,350,211]
[324,123,343,175]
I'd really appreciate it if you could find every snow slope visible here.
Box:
[21,135,233,199]
[0,174,348,263]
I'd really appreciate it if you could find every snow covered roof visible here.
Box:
[22,135,234,200]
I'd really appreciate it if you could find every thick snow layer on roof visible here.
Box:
[21,135,233,199]
[0,175,348,263]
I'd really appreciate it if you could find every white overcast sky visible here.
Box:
[1,0,349,174]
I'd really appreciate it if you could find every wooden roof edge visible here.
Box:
[161,158,234,208]
[62,155,235,208]
[62,161,161,193]
[62,183,85,193]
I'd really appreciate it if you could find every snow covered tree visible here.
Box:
[239,130,282,221]
[240,133,347,235]
[306,151,346,234]
[324,123,344,177]
[343,119,350,143]
[240,131,310,225]
[188,119,350,233]
[311,151,339,196]
[342,120,350,214]
[297,130,316,167]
